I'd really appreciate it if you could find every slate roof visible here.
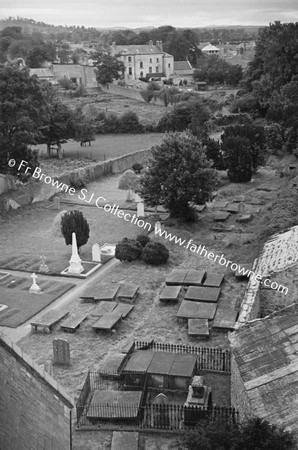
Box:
[174,61,193,71]
[202,44,220,52]
[113,45,164,55]
[29,68,54,78]
[229,303,298,436]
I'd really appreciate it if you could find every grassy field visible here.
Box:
[38,132,165,161]
[64,91,167,126]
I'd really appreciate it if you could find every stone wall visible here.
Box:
[0,147,152,209]
[0,335,73,450]
[230,353,253,422]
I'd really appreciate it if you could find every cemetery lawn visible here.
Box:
[3,160,298,450]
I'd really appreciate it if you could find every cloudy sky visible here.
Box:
[1,0,297,28]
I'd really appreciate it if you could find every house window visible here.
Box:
[149,67,152,73]
[128,56,132,62]
[128,67,132,75]
[168,63,171,68]
[140,71,143,77]
[157,58,159,62]
[156,67,159,73]
[150,58,152,63]
[140,62,143,68]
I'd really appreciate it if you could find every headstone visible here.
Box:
[29,273,42,294]
[153,393,169,405]
[44,360,53,376]
[53,338,70,366]
[68,232,84,274]
[154,221,162,233]
[53,196,60,210]
[92,243,101,262]
[137,202,145,217]
[126,189,134,202]
[39,255,49,273]
[238,202,245,213]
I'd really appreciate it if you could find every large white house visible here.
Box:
[110,41,174,82]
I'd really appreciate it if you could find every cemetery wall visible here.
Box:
[0,147,152,210]
[230,353,253,422]
[0,335,73,450]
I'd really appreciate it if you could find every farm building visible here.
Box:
[172,60,194,84]
[202,43,220,56]
[229,303,298,441]
[29,63,98,88]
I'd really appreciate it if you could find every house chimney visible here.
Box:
[149,40,153,46]
[159,40,163,51]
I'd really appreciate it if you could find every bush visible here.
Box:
[142,241,169,265]
[115,238,143,262]
[203,138,226,170]
[132,163,143,174]
[118,110,143,133]
[61,210,90,252]
[136,234,150,247]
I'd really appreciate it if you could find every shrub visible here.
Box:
[118,169,140,190]
[61,210,90,253]
[142,241,169,265]
[118,110,143,134]
[132,163,143,174]
[203,138,226,170]
[115,238,143,262]
[136,234,150,247]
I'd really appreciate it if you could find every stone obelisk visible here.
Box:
[68,232,84,274]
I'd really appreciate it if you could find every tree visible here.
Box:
[194,55,243,86]
[203,138,226,170]
[61,210,90,253]
[92,52,125,85]
[138,131,217,220]
[180,417,295,450]
[222,136,252,182]
[0,65,47,177]
[26,42,55,67]
[39,85,75,157]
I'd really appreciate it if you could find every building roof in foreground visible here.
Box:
[174,60,194,74]
[229,303,298,435]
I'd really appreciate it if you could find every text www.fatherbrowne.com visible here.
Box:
[154,227,288,295]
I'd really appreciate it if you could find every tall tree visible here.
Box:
[92,51,125,85]
[0,65,47,177]
[138,131,217,220]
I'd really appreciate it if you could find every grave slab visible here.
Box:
[93,301,117,317]
[234,195,245,203]
[203,273,225,288]
[211,201,228,209]
[113,303,134,319]
[60,312,88,333]
[184,269,206,286]
[100,353,127,375]
[165,269,188,286]
[213,211,230,222]
[92,312,123,332]
[30,310,69,333]
[177,300,217,320]
[117,284,139,303]
[159,285,181,302]
[225,203,239,213]
[95,285,120,302]
[188,318,209,337]
[235,264,253,280]
[185,286,221,303]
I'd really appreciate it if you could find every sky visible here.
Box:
[1,0,298,29]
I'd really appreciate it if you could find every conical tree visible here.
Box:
[61,210,90,253]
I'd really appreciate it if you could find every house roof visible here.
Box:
[202,44,220,52]
[113,45,164,55]
[229,303,298,436]
[29,68,54,78]
[174,61,193,71]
